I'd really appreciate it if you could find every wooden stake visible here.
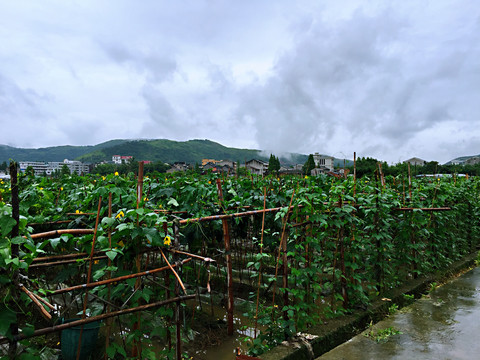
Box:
[216,179,234,336]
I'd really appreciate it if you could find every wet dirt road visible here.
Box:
[317,267,480,360]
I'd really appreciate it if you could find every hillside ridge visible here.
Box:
[0,139,309,166]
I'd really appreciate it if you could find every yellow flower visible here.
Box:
[102,176,106,181]
[39,187,43,190]
[114,171,119,176]
[75,209,80,214]
[144,197,148,201]
[159,204,162,208]
[94,260,99,265]
[115,210,125,219]
[163,236,171,246]
[60,187,63,191]
[304,176,308,179]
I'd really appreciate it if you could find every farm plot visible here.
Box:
[0,163,479,359]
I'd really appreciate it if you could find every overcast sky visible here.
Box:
[1,1,479,164]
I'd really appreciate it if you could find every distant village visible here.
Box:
[1,153,479,179]
[0,153,338,177]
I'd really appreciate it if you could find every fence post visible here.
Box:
[282,228,289,323]
[216,179,234,336]
[8,161,19,358]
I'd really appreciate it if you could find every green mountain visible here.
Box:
[76,139,271,164]
[444,154,480,165]
[0,138,355,167]
[0,140,129,163]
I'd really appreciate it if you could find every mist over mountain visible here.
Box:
[0,139,309,166]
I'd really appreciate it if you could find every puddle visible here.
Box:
[318,267,480,360]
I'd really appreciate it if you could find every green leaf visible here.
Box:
[167,198,179,207]
[21,323,35,337]
[49,237,61,249]
[106,345,117,358]
[5,258,20,267]
[0,217,16,237]
[11,236,25,245]
[101,217,116,228]
[0,306,16,337]
[106,250,117,261]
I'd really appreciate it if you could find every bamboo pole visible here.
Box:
[272,190,295,321]
[66,212,96,216]
[9,161,19,358]
[178,207,285,225]
[173,222,182,360]
[133,161,144,358]
[48,258,192,296]
[160,248,187,294]
[0,295,196,345]
[30,247,164,264]
[29,255,108,268]
[166,248,215,263]
[216,178,234,336]
[19,285,52,320]
[29,229,94,240]
[254,187,267,339]
[408,163,412,201]
[105,193,113,360]
[77,197,102,360]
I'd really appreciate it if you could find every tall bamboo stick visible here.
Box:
[76,196,102,360]
[0,295,196,345]
[254,187,267,338]
[216,178,234,336]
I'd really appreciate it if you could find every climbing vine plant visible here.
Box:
[0,169,479,358]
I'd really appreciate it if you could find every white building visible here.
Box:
[53,159,90,175]
[312,153,334,172]
[112,155,133,164]
[19,159,90,176]
[19,161,48,175]
[245,159,269,175]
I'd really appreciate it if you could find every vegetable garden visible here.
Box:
[0,161,479,359]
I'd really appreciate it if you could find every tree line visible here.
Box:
[349,157,480,178]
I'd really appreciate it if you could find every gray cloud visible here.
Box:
[236,2,480,163]
[0,1,479,163]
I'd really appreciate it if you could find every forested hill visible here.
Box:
[0,139,309,165]
[76,139,272,164]
[0,140,128,163]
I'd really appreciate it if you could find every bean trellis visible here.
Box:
[0,162,479,358]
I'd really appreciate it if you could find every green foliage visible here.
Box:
[0,166,479,358]
[302,154,315,175]
[388,303,399,315]
[351,158,480,178]
[365,326,402,342]
[268,154,280,175]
